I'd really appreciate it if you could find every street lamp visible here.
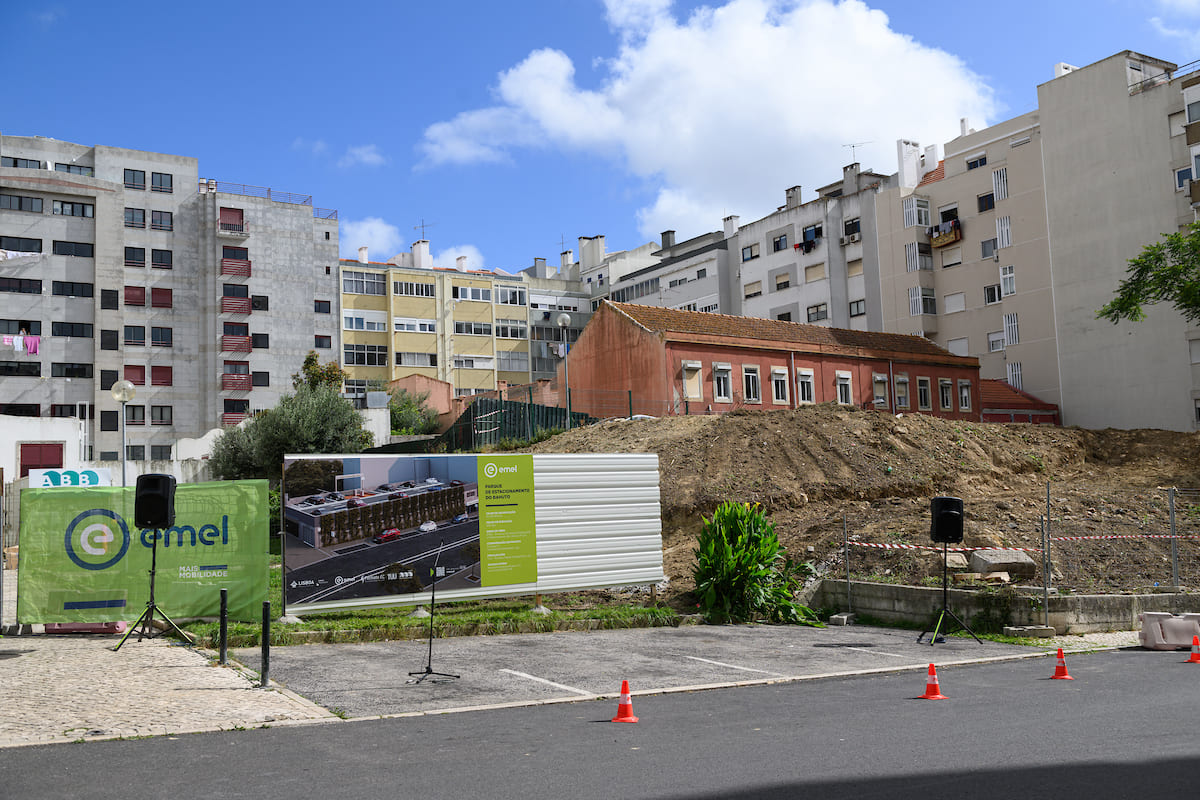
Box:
[110,379,136,487]
[556,313,572,430]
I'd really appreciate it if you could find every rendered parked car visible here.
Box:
[419,520,437,532]
[372,528,403,544]
[452,512,469,524]
[346,498,363,508]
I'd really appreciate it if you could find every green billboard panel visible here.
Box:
[477,454,537,586]
[17,481,269,623]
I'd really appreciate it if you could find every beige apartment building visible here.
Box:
[877,51,1200,431]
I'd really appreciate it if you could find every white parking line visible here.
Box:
[844,647,908,658]
[499,669,594,696]
[685,656,784,676]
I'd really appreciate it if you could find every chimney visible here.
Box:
[357,246,368,264]
[784,186,802,209]
[896,139,921,190]
[661,230,676,249]
[723,215,739,238]
[455,255,467,271]
[413,239,431,269]
[579,235,606,270]
[532,257,547,278]
[960,117,969,137]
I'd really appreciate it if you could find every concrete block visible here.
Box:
[945,553,969,570]
[1003,625,1055,637]
[970,548,1038,578]
[828,612,856,626]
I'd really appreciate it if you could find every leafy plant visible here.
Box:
[389,389,439,435]
[692,501,820,625]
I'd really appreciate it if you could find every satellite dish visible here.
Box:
[110,379,137,403]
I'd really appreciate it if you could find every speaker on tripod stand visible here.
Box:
[918,496,981,645]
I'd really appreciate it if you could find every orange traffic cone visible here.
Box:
[919,663,946,699]
[611,680,639,723]
[1051,647,1074,680]
[1187,636,1200,663]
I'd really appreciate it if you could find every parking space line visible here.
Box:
[499,669,594,696]
[685,656,784,676]
[844,647,909,658]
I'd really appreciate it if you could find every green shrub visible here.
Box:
[693,501,820,625]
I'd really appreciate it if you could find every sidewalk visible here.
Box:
[0,570,337,748]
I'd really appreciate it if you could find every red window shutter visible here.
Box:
[219,207,243,225]
[19,443,64,477]
[124,286,146,306]
[151,366,172,386]
[151,288,172,308]
[125,365,145,385]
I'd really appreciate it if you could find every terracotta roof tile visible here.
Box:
[917,160,945,186]
[980,379,1059,411]
[608,302,970,361]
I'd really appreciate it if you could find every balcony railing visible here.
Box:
[928,219,962,248]
[220,258,252,277]
[222,373,253,391]
[218,221,250,237]
[221,335,252,352]
[221,296,251,314]
[222,412,249,426]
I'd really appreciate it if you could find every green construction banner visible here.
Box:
[17,480,269,623]
[476,454,537,586]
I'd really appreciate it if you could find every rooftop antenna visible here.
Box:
[843,141,873,162]
[414,219,437,239]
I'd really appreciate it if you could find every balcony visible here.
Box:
[222,412,249,426]
[928,219,962,248]
[221,335,252,352]
[1190,179,1200,206]
[220,258,252,277]
[221,296,251,314]
[222,373,253,391]
[217,221,250,238]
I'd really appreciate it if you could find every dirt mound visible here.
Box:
[528,405,1200,608]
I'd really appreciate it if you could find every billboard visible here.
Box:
[282,453,663,614]
[18,481,269,623]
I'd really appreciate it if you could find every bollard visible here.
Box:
[219,588,228,665]
[260,601,270,688]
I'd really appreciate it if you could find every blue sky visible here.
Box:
[8,1,1200,271]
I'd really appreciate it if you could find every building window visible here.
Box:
[836,372,852,405]
[988,331,1005,352]
[496,287,527,305]
[251,295,269,311]
[252,371,270,387]
[100,329,119,350]
[125,247,146,267]
[772,234,788,252]
[453,355,493,369]
[2,156,41,169]
[849,299,866,317]
[151,445,172,460]
[776,312,791,322]
[741,243,760,261]
[1177,167,1193,190]
[51,362,93,378]
[908,287,935,316]
[127,445,145,461]
[802,223,823,242]
[873,373,889,406]
[151,365,172,386]
[797,369,814,404]
[947,337,968,356]
[125,207,145,228]
[497,350,529,372]
[0,193,43,213]
[807,303,828,322]
[944,292,965,314]
[124,326,146,346]
[895,376,910,409]
[958,380,972,411]
[223,284,248,299]
[151,172,173,193]
[977,192,995,212]
[343,269,386,295]
[905,241,933,271]
[394,281,435,297]
[53,281,94,298]
[55,163,94,176]
[774,273,790,291]
[344,311,387,331]
[124,169,146,189]
[939,379,954,410]
[396,352,437,367]
[804,262,826,282]
[1007,361,1023,391]
[1000,264,1015,296]
[315,335,331,349]
[494,319,527,338]
[100,411,118,431]
[742,366,761,403]
[394,317,437,332]
[151,288,172,308]
[126,365,146,386]
[0,278,42,294]
[453,321,492,336]
[917,377,932,410]
[100,370,118,390]
[53,200,93,217]
[151,249,172,269]
[0,235,41,252]
[996,216,1012,249]
[315,299,331,313]
[984,284,1001,305]
[451,285,492,301]
[744,281,762,300]
[151,210,172,231]
[682,361,703,401]
[51,321,92,338]
[224,361,249,375]
[966,154,987,170]
[151,327,172,347]
[771,368,788,404]
[124,286,146,306]
[982,238,998,259]
[344,343,387,366]
[1004,312,1020,346]
[942,247,962,269]
[52,240,94,258]
[993,167,1009,200]
[0,361,40,377]
[844,218,861,237]
[251,333,269,349]
[713,364,732,402]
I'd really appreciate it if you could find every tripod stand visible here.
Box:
[917,540,982,645]
[114,528,188,651]
[408,540,459,684]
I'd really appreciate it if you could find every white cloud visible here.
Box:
[1159,0,1200,15]
[419,0,997,240]
[433,245,488,271]
[291,137,327,156]
[339,217,404,260]
[338,144,388,168]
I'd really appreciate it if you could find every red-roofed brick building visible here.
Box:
[560,301,981,420]
[980,379,1060,425]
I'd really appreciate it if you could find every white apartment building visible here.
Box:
[0,134,339,473]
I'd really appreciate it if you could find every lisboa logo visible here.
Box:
[483,462,499,478]
[64,509,131,571]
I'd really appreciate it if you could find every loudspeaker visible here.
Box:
[135,473,177,529]
[929,496,964,544]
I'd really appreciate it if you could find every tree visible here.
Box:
[1097,222,1200,325]
[389,389,440,435]
[281,458,344,497]
[209,384,372,483]
[291,350,348,390]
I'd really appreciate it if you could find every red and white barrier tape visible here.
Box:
[846,542,1043,554]
[1050,534,1200,542]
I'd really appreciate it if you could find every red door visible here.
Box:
[19,443,64,477]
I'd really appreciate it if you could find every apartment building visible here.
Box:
[876,51,1200,430]
[0,134,339,467]
[339,244,590,396]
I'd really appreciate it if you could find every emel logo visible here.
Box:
[483,462,499,478]
[64,509,130,571]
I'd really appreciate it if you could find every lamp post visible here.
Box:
[110,380,136,487]
[556,313,572,430]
